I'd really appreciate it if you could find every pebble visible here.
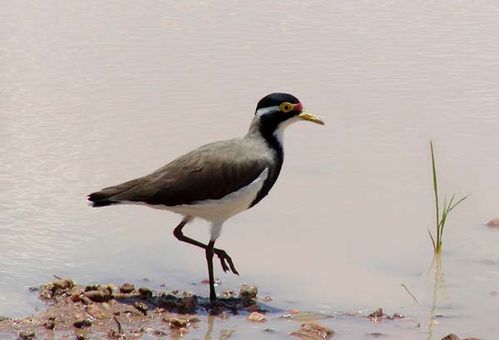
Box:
[291,322,334,339]
[248,312,266,322]
[164,317,189,329]
[73,319,92,328]
[39,279,74,299]
[84,286,113,303]
[43,317,56,330]
[486,218,499,228]
[239,284,258,300]
[442,335,480,340]
[133,301,148,315]
[80,295,93,305]
[119,282,135,294]
[138,287,153,298]
[52,279,74,291]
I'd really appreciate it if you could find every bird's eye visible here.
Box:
[280,102,293,113]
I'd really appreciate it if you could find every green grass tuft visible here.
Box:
[428,141,469,254]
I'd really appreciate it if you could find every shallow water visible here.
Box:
[1,1,499,338]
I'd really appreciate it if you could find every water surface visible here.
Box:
[1,1,499,339]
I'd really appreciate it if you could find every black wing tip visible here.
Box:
[87,192,118,207]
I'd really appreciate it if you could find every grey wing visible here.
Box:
[90,140,269,207]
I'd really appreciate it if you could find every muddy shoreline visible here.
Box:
[0,278,337,339]
[0,278,478,339]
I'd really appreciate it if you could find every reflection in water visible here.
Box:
[204,315,215,340]
[204,315,235,340]
[427,254,448,340]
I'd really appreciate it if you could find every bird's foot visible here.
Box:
[214,248,239,275]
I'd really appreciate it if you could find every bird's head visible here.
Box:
[252,93,324,144]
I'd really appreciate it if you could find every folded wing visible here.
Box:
[88,140,269,207]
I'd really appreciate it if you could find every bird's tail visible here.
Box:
[87,190,118,207]
[87,178,141,207]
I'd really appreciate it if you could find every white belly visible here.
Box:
[162,168,269,223]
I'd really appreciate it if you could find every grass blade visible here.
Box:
[427,141,469,254]
[428,227,436,251]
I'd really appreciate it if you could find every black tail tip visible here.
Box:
[87,193,116,207]
[89,200,114,207]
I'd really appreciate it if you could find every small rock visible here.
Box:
[84,284,99,291]
[486,218,499,228]
[164,317,189,329]
[248,312,266,322]
[43,317,56,330]
[239,284,258,300]
[84,286,113,302]
[73,318,92,328]
[52,279,74,291]
[442,335,460,340]
[153,329,168,336]
[119,282,135,294]
[18,330,35,339]
[39,279,74,299]
[133,301,148,315]
[76,334,89,340]
[79,295,93,305]
[291,322,334,339]
[138,287,153,298]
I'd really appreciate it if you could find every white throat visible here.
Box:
[273,116,300,147]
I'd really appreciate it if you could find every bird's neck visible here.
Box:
[247,117,284,208]
[247,117,284,162]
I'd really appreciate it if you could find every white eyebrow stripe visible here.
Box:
[256,105,279,116]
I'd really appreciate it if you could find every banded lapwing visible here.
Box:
[88,93,324,303]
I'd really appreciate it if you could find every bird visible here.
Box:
[88,93,324,303]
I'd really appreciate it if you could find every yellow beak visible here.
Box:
[298,111,325,125]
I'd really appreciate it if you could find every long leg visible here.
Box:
[206,240,216,302]
[172,217,239,274]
